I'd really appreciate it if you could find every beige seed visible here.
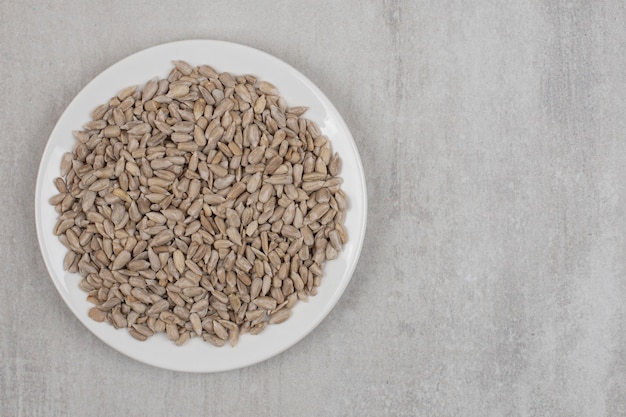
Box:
[161,208,184,222]
[142,77,158,102]
[254,94,266,114]
[91,104,108,120]
[226,182,246,200]
[247,146,266,164]
[129,329,148,341]
[168,83,189,98]
[152,229,174,246]
[329,230,342,251]
[229,326,240,347]
[182,287,204,298]
[328,153,342,176]
[246,220,258,237]
[63,251,77,270]
[49,192,66,206]
[214,175,235,189]
[128,123,151,135]
[213,239,233,249]
[117,85,137,100]
[103,125,121,138]
[54,218,74,236]
[326,244,338,260]
[249,278,262,300]
[173,250,185,274]
[253,296,277,310]
[249,323,267,335]
[258,183,273,203]
[265,156,283,174]
[83,119,107,130]
[147,299,169,315]
[258,81,278,96]
[281,224,301,240]
[305,203,330,223]
[225,208,240,228]
[235,83,252,103]
[203,333,225,347]
[269,308,291,324]
[291,273,304,291]
[226,227,242,246]
[270,105,286,127]
[235,255,252,272]
[213,99,234,119]
[95,166,115,179]
[171,132,191,143]
[265,174,292,185]
[335,224,347,244]
[172,60,193,76]
[213,321,228,340]
[128,259,150,271]
[246,309,267,322]
[166,323,179,342]
[207,163,228,177]
[88,307,106,322]
[189,312,202,336]
[302,180,325,192]
[111,310,128,329]
[89,178,110,192]
[302,226,314,246]
[97,297,121,311]
[111,250,131,270]
[132,324,154,338]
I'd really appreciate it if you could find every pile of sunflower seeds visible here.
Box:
[49,61,347,347]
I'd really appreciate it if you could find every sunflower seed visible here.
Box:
[253,296,277,310]
[147,299,169,315]
[88,307,106,322]
[269,308,291,324]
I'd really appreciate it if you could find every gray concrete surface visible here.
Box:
[2,0,626,415]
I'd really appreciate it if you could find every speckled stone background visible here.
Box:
[3,1,626,416]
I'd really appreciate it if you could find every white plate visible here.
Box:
[35,40,367,373]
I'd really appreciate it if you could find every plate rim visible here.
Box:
[35,39,368,372]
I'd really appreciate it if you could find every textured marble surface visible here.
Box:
[3,1,626,415]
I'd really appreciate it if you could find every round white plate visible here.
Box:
[35,40,367,373]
